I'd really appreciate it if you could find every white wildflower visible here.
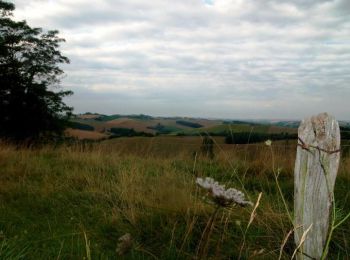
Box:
[196,177,217,190]
[196,177,253,207]
[265,139,272,146]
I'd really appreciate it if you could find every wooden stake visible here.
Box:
[294,113,340,259]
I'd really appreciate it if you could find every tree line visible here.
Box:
[224,132,297,144]
[0,0,72,142]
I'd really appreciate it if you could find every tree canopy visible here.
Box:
[0,0,73,141]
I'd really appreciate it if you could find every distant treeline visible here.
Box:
[176,120,203,128]
[109,128,153,138]
[95,114,153,121]
[225,132,298,144]
[223,120,258,125]
[68,121,95,131]
[340,126,350,140]
[224,130,350,144]
[147,123,177,134]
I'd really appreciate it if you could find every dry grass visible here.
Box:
[0,138,349,259]
[65,128,108,140]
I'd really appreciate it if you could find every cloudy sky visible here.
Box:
[12,0,350,119]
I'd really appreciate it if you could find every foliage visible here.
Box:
[176,123,288,137]
[147,123,180,135]
[109,127,153,137]
[340,126,350,140]
[223,120,258,125]
[68,121,95,131]
[0,0,72,141]
[176,120,203,128]
[225,132,297,144]
[95,114,153,122]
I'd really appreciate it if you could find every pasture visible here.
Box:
[0,137,349,259]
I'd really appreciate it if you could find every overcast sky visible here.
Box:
[12,0,350,119]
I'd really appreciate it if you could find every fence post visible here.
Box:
[294,113,340,259]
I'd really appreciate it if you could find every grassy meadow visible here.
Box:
[0,137,349,259]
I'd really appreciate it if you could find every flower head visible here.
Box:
[265,139,272,146]
[196,177,253,207]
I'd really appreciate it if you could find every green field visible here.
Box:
[0,137,349,259]
[68,114,298,143]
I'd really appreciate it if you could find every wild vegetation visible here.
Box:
[0,1,72,142]
[0,137,349,259]
[1,2,349,259]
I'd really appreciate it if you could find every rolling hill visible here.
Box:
[66,113,299,141]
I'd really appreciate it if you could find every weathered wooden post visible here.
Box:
[294,113,341,259]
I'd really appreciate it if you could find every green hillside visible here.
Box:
[68,114,300,140]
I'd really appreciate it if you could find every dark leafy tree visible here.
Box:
[0,0,73,141]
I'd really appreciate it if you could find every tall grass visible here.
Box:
[0,138,349,259]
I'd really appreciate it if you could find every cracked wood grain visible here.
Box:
[294,113,340,260]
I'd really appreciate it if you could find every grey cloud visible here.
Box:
[266,0,333,8]
[11,0,350,119]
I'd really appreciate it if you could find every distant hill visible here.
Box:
[66,113,350,141]
[66,113,299,140]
